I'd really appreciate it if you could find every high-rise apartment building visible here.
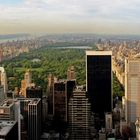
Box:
[86,51,112,119]
[20,69,32,97]
[68,88,91,140]
[67,66,75,80]
[125,54,140,123]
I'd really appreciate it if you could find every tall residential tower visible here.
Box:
[86,51,112,119]
[125,54,140,123]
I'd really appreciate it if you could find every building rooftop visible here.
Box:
[28,98,40,105]
[26,86,42,90]
[55,79,66,83]
[0,121,16,136]
[86,50,112,56]
[0,99,14,108]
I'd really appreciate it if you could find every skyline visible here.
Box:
[0,0,140,34]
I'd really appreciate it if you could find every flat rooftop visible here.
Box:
[28,98,40,105]
[0,99,14,108]
[86,50,112,56]
[0,121,16,136]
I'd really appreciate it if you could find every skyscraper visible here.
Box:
[18,98,41,140]
[28,98,41,140]
[53,80,67,122]
[125,54,140,123]
[47,74,57,115]
[86,51,112,119]
[68,88,91,140]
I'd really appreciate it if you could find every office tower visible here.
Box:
[0,67,8,95]
[68,88,91,140]
[14,100,21,140]
[86,51,112,118]
[26,86,43,126]
[53,80,67,122]
[18,98,41,140]
[19,98,30,139]
[125,54,140,123]
[47,74,57,114]
[67,66,75,80]
[0,121,18,140]
[28,98,41,140]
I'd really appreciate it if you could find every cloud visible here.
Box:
[0,0,140,33]
[1,0,140,22]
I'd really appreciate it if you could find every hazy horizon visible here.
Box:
[1,0,140,34]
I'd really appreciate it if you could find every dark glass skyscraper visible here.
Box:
[86,51,112,119]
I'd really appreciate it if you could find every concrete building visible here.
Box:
[68,88,91,140]
[0,121,18,140]
[125,54,140,123]
[86,51,112,122]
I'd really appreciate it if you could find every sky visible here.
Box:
[0,0,140,34]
